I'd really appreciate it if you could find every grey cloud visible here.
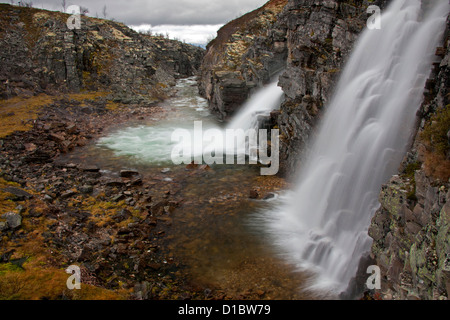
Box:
[6,0,268,26]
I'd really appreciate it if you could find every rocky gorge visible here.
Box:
[0,0,448,301]
[0,4,310,300]
[0,4,203,104]
[198,0,449,300]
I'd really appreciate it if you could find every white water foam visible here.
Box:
[97,77,283,166]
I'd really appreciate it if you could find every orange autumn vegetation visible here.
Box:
[0,91,112,138]
[0,178,22,215]
[0,94,54,138]
[423,152,450,182]
[67,194,142,229]
[0,187,130,300]
[0,219,130,300]
[421,104,450,181]
[0,266,130,300]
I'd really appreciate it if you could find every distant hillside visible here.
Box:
[0,4,204,104]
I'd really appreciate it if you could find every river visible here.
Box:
[59,77,315,299]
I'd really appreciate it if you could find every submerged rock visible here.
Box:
[249,190,259,199]
[263,193,276,200]
[120,169,139,178]
[186,162,198,170]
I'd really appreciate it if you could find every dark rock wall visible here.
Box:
[280,0,449,300]
[276,0,372,175]
[198,0,379,171]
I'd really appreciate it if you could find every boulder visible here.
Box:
[0,221,8,232]
[78,185,94,194]
[1,212,22,230]
[2,186,33,201]
[120,169,139,178]
[78,164,100,172]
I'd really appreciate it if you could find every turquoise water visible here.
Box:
[97,77,221,166]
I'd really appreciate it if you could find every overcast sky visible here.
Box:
[2,0,269,45]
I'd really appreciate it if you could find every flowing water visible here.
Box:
[259,0,449,296]
[61,77,313,299]
[96,78,218,165]
[97,78,283,163]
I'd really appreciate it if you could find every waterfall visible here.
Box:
[202,79,283,159]
[227,80,283,132]
[261,0,449,295]
[100,76,284,166]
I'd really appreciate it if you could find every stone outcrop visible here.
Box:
[368,16,450,300]
[277,1,350,173]
[275,0,391,174]
[198,0,388,172]
[199,0,288,120]
[0,4,204,104]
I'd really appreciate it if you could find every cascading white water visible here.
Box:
[261,0,449,295]
[222,80,283,156]
[227,81,283,132]
[182,78,283,160]
[98,77,283,165]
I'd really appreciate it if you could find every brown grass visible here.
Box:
[420,104,450,181]
[0,91,112,138]
[423,152,450,182]
[0,267,130,300]
[0,178,22,215]
[69,195,141,229]
[0,94,54,138]
[0,192,130,300]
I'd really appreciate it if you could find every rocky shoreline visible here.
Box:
[0,93,185,299]
[0,4,310,300]
[2,0,448,301]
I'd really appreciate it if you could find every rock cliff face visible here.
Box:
[199,0,288,120]
[0,4,204,104]
[275,0,381,174]
[199,0,388,171]
[368,18,450,300]
[277,0,449,299]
